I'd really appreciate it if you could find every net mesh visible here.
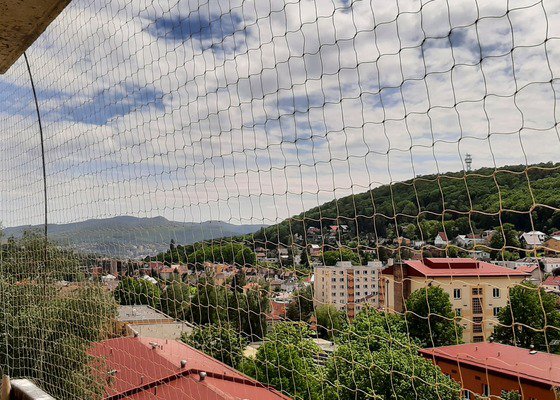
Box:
[1,0,560,399]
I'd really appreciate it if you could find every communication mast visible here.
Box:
[465,153,472,172]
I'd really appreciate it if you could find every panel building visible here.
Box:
[313,260,383,319]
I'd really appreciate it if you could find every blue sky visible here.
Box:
[1,0,560,228]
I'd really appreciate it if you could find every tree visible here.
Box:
[0,280,117,400]
[159,281,193,320]
[182,323,247,368]
[315,304,346,339]
[300,250,310,267]
[233,287,270,341]
[235,246,257,266]
[114,277,161,308]
[322,249,360,266]
[494,282,560,350]
[490,223,521,260]
[286,285,314,322]
[244,322,322,400]
[325,309,461,400]
[187,275,228,326]
[405,286,463,347]
[500,391,521,400]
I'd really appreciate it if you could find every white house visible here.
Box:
[520,231,547,248]
[434,231,449,247]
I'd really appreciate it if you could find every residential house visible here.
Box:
[434,232,449,247]
[313,260,383,319]
[380,258,528,343]
[455,234,485,248]
[420,342,560,400]
[90,337,292,400]
[541,258,560,274]
[243,282,261,293]
[541,275,560,293]
[266,299,289,330]
[544,236,560,255]
[393,236,412,247]
[309,244,322,258]
[494,260,543,284]
[115,305,193,340]
[520,230,547,249]
[481,229,496,243]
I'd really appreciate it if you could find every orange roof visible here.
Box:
[267,301,288,322]
[420,342,560,387]
[543,276,560,286]
[389,258,529,278]
[89,337,291,400]
[518,265,539,273]
[437,232,448,242]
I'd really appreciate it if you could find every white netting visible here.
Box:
[1,0,560,399]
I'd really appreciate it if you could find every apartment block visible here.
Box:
[380,258,528,343]
[313,260,383,319]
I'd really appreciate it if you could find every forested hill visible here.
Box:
[254,163,560,245]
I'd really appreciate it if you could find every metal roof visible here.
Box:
[421,342,560,388]
[89,337,292,400]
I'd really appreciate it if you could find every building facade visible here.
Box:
[313,260,383,319]
[420,343,560,400]
[380,258,528,343]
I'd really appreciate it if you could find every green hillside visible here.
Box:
[254,163,560,245]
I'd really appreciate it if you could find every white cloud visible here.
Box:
[1,0,559,230]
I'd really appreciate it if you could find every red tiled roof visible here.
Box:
[398,258,529,278]
[420,342,560,387]
[267,301,288,322]
[89,337,291,400]
[542,276,560,286]
[518,265,539,273]
[437,232,448,242]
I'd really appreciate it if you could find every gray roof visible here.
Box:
[118,305,172,323]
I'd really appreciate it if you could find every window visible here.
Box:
[331,278,336,282]
[493,288,500,298]
[482,384,490,397]
[472,297,483,314]
[473,316,483,333]
[454,288,461,299]
[455,308,462,316]
[356,285,360,289]
[473,335,484,343]
[463,390,471,400]
[472,287,483,296]
[339,278,344,282]
[493,307,501,317]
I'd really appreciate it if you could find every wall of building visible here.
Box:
[314,261,382,316]
[430,357,556,400]
[381,274,525,343]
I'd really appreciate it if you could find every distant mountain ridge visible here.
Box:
[2,216,266,258]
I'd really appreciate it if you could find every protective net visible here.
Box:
[1,0,560,399]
